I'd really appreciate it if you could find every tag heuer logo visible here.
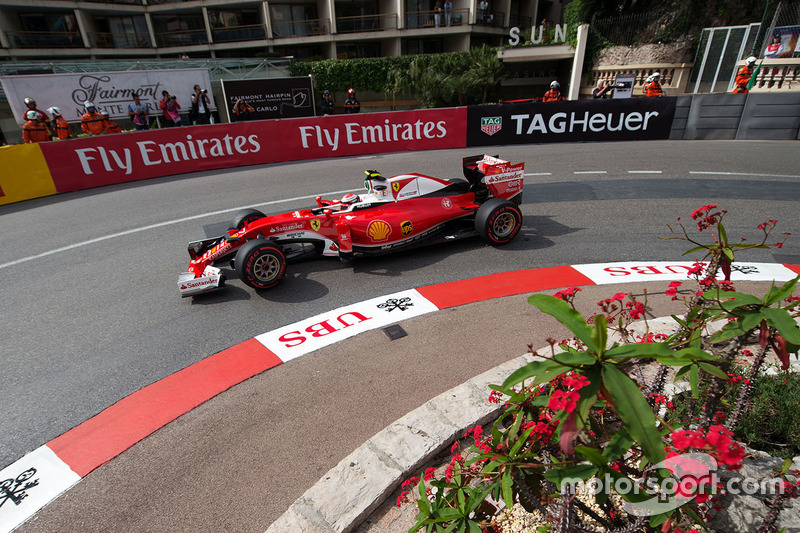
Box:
[481,117,502,136]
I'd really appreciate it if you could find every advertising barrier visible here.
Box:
[220,77,316,121]
[467,97,677,146]
[2,98,682,205]
[1,69,215,123]
[38,108,467,194]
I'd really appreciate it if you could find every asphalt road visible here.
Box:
[2,140,800,532]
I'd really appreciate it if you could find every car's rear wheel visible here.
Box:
[234,240,287,290]
[475,199,522,244]
[232,208,266,230]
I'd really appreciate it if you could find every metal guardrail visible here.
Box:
[89,32,152,48]
[404,8,471,29]
[211,24,267,43]
[6,31,83,48]
[271,18,331,38]
[336,14,398,33]
[154,29,209,47]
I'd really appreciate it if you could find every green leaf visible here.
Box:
[602,365,666,464]
[682,245,709,255]
[502,468,513,508]
[554,351,596,366]
[649,511,672,528]
[502,359,570,389]
[762,307,800,344]
[602,427,634,461]
[690,364,700,398]
[575,446,609,467]
[543,464,597,489]
[467,521,483,533]
[508,427,535,459]
[528,294,598,351]
[591,314,608,357]
[719,223,729,246]
[782,458,793,474]
[699,361,729,380]
[764,275,800,306]
[606,342,674,360]
[701,290,761,305]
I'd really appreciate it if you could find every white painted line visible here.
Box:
[0,446,80,533]
[0,189,358,271]
[524,172,552,176]
[573,171,607,174]
[689,171,800,179]
[627,170,663,174]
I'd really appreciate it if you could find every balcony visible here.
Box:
[404,8,469,29]
[211,24,267,43]
[7,31,83,48]
[154,29,209,47]
[336,14,398,34]
[272,18,330,38]
[91,32,152,48]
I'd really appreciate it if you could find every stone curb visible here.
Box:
[265,315,800,533]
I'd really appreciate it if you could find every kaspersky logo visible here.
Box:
[481,116,502,136]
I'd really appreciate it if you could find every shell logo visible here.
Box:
[367,220,392,242]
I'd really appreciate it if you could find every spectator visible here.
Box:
[343,88,361,113]
[190,84,212,125]
[47,107,71,140]
[592,79,613,99]
[478,0,489,24]
[434,1,443,27]
[180,51,189,59]
[320,89,335,116]
[22,110,50,144]
[22,97,53,138]
[128,94,150,130]
[542,81,564,102]
[231,99,254,121]
[101,111,122,133]
[732,57,757,94]
[643,72,663,97]
[80,101,106,136]
[764,34,786,59]
[444,0,453,26]
[160,90,182,127]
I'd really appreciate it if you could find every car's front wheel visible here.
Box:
[475,198,522,244]
[231,208,266,230]
[234,240,287,290]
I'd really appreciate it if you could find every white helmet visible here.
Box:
[646,72,660,83]
[550,81,560,89]
[84,101,95,112]
[47,106,61,116]
[101,110,109,117]
[746,56,757,66]
[341,193,360,205]
[25,110,38,120]
[24,97,36,106]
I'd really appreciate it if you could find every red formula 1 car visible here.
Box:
[178,155,524,297]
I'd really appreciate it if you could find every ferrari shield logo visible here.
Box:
[392,182,401,193]
[310,219,321,231]
[481,116,502,136]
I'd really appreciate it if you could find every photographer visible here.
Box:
[128,94,150,130]
[159,90,182,127]
[190,84,211,125]
[231,99,254,122]
[592,80,613,99]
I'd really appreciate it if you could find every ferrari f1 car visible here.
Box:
[178,155,524,297]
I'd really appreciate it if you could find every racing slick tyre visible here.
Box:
[232,209,266,230]
[234,240,287,290]
[475,198,522,245]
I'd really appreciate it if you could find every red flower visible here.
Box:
[548,390,580,413]
[397,491,410,506]
[424,467,435,481]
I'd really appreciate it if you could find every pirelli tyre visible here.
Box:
[475,198,522,244]
[232,208,266,230]
[234,240,287,290]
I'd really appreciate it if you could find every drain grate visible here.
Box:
[382,324,408,340]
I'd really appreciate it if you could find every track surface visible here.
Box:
[2,140,800,531]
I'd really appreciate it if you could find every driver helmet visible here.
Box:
[47,106,62,116]
[341,193,360,205]
[550,81,560,89]
[25,110,39,121]
[24,97,36,107]
[84,101,96,112]
[745,56,757,66]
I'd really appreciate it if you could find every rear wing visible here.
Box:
[462,154,524,202]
